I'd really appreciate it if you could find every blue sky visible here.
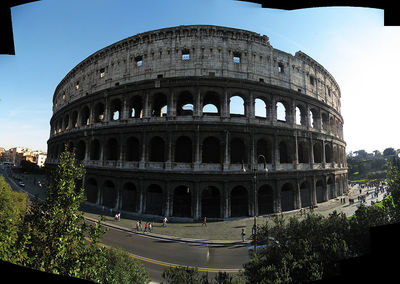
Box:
[0,0,397,154]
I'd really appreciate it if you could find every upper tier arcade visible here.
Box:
[52,25,341,115]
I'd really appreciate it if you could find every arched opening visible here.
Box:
[276,102,286,122]
[298,142,309,163]
[230,95,245,117]
[321,113,329,131]
[126,137,140,161]
[80,106,90,126]
[177,91,194,116]
[173,185,192,217]
[300,181,311,207]
[105,138,119,161]
[102,180,117,208]
[313,141,322,163]
[151,93,168,117]
[90,139,101,160]
[94,102,105,123]
[230,137,246,164]
[63,114,70,130]
[72,111,78,128]
[145,184,163,215]
[129,95,143,118]
[202,92,220,116]
[76,140,86,161]
[330,117,335,135]
[175,136,192,163]
[327,177,335,199]
[325,144,332,163]
[316,180,325,203]
[309,109,317,128]
[85,178,98,204]
[257,138,272,163]
[202,136,221,163]
[279,141,291,163]
[280,183,294,211]
[149,136,165,162]
[258,185,273,215]
[231,186,248,217]
[255,98,267,118]
[295,106,301,125]
[110,99,122,121]
[201,186,220,218]
[121,182,137,212]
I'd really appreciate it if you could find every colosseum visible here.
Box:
[46,25,348,220]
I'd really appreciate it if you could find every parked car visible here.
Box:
[248,237,279,254]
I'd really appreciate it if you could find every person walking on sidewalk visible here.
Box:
[202,216,207,227]
[163,217,168,227]
[241,229,246,242]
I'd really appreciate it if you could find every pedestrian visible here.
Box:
[241,229,246,242]
[202,216,207,227]
[139,220,142,231]
[136,220,139,231]
[163,217,168,227]
[149,222,152,233]
[144,222,148,233]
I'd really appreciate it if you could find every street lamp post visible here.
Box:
[243,154,267,254]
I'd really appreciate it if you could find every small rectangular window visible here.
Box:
[75,81,79,90]
[157,74,163,79]
[310,76,315,86]
[100,68,105,78]
[233,52,241,63]
[278,62,284,73]
[135,56,143,67]
[182,49,190,60]
[259,78,264,83]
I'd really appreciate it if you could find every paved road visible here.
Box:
[92,219,249,283]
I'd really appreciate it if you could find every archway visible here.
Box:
[150,136,165,162]
[121,182,137,212]
[202,136,221,163]
[145,184,163,215]
[230,138,246,164]
[316,180,325,203]
[175,136,192,163]
[126,137,140,161]
[231,186,248,217]
[280,183,294,211]
[300,181,311,207]
[85,178,98,204]
[258,185,274,215]
[173,186,192,217]
[201,186,220,218]
[102,180,117,208]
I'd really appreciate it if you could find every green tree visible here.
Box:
[383,147,396,157]
[0,175,30,264]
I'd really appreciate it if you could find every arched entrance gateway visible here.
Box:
[173,186,192,217]
[231,186,248,217]
[102,180,117,208]
[300,181,312,208]
[201,186,221,218]
[121,182,137,212]
[258,185,274,215]
[145,184,163,215]
[280,183,295,211]
[85,178,98,204]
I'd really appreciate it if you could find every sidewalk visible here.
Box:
[82,185,380,245]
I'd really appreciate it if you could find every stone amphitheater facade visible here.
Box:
[46,25,348,220]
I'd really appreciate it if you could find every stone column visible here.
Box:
[223,130,230,171]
